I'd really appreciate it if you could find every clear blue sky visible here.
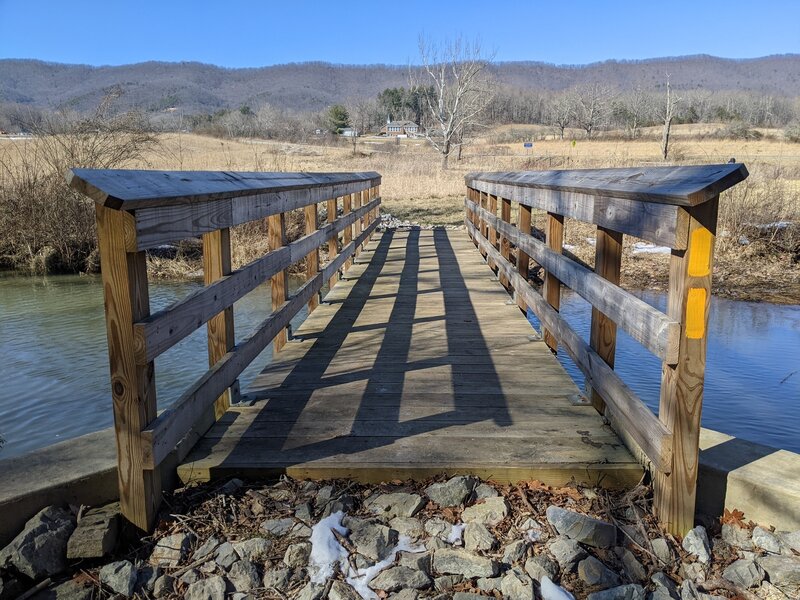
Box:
[1,0,798,67]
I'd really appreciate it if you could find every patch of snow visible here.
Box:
[308,511,349,584]
[562,244,576,251]
[585,237,597,246]
[632,242,671,255]
[540,576,576,600]
[345,535,425,600]
[755,221,792,230]
[526,526,544,542]
[447,523,466,544]
[738,235,750,245]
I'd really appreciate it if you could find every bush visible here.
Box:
[784,122,800,143]
[715,121,763,140]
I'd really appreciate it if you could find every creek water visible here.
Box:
[0,275,798,459]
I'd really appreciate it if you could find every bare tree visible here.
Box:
[619,85,654,140]
[548,93,574,140]
[660,75,681,161]
[411,36,494,169]
[572,83,614,138]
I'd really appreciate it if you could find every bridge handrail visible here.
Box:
[464,163,748,536]
[68,168,381,531]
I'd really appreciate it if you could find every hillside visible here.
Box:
[1,54,799,114]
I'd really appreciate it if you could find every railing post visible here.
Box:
[487,192,498,270]
[370,185,380,240]
[542,212,564,351]
[588,227,623,413]
[202,227,237,417]
[305,202,320,312]
[354,190,363,257]
[477,191,488,258]
[343,192,353,270]
[516,204,532,312]
[327,197,339,290]
[499,197,512,291]
[268,212,288,351]
[95,205,160,531]
[655,198,718,536]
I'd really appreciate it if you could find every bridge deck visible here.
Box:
[178,229,642,487]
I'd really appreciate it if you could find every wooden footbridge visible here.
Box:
[69,162,747,536]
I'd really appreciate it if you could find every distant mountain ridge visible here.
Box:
[1,55,798,114]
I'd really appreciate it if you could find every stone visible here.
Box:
[228,559,259,592]
[756,555,800,596]
[99,560,138,597]
[315,485,335,507]
[547,536,587,573]
[546,506,617,548]
[323,494,358,518]
[427,537,448,551]
[33,578,94,600]
[433,548,498,578]
[473,483,499,499]
[263,567,291,589]
[720,524,752,550]
[294,502,313,522]
[192,536,220,561]
[66,503,120,559]
[329,580,362,600]
[679,562,705,582]
[180,569,201,585]
[453,594,484,600]
[232,537,271,562]
[753,527,782,554]
[681,527,711,564]
[778,530,800,553]
[464,522,496,552]
[366,493,425,519]
[390,517,425,540]
[425,476,476,507]
[153,574,175,598]
[150,532,193,567]
[389,590,419,600]
[220,478,243,494]
[284,542,312,568]
[649,573,680,600]
[370,566,431,591]
[461,497,509,526]
[755,581,792,600]
[578,556,621,589]
[501,567,535,600]
[651,538,673,565]
[477,576,504,592]
[679,580,714,600]
[434,575,464,591]
[135,565,161,593]
[349,520,398,561]
[619,548,647,583]
[424,518,451,539]
[522,518,547,543]
[587,584,646,600]
[0,506,75,580]
[721,558,763,589]
[261,517,296,536]
[503,539,530,564]
[215,541,239,569]
[525,554,559,582]
[651,572,679,594]
[185,576,227,600]
[398,550,432,575]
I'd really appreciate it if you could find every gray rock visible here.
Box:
[503,539,530,564]
[722,558,763,589]
[679,580,715,600]
[315,485,335,507]
[263,567,291,589]
[587,584,645,600]
[433,548,498,577]
[501,567,535,600]
[228,559,259,592]
[66,503,119,559]
[135,565,161,593]
[619,548,647,583]
[477,576,504,592]
[547,536,587,572]
[578,556,621,589]
[720,524,752,549]
[753,527,782,554]
[424,518,452,539]
[261,517,296,536]
[778,530,800,553]
[349,520,398,561]
[679,561,706,582]
[294,502,312,522]
[464,522,496,551]
[461,497,509,526]
[755,581,792,600]
[329,580,362,600]
[390,517,425,540]
[756,555,800,596]
[99,560,138,597]
[546,506,617,548]
[619,525,648,549]
[651,572,679,593]
[220,478,243,494]
[398,550,432,575]
[366,493,425,519]
[153,574,175,598]
[425,476,476,507]
[525,554,559,581]
[651,538,673,565]
[474,483,499,499]
[192,536,221,561]
[185,576,227,600]
[453,594,484,600]
[180,569,201,585]
[284,542,312,568]
[232,537,271,562]
[370,566,431,591]
[322,494,358,518]
[215,541,238,569]
[0,506,75,580]
[32,578,94,600]
[521,518,547,543]
[649,573,680,600]
[151,532,193,567]
[434,574,464,591]
[682,527,711,565]
[389,590,419,600]
[427,537,448,550]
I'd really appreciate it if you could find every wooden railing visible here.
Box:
[68,169,381,530]
[464,163,748,535]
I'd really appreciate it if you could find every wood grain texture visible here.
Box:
[327,197,339,291]
[305,203,320,312]
[499,197,512,290]
[268,212,288,352]
[517,204,532,312]
[343,193,353,271]
[543,213,564,351]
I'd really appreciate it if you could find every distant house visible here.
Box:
[340,127,358,137]
[381,120,422,138]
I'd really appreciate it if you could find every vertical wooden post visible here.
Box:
[516,204,532,311]
[478,191,488,258]
[95,205,159,531]
[343,193,353,270]
[487,193,498,270]
[268,212,288,352]
[327,197,339,291]
[305,203,320,312]
[542,212,564,351]
[354,190,363,257]
[499,197,512,291]
[202,228,237,418]
[588,227,623,413]
[370,185,380,241]
[655,199,718,536]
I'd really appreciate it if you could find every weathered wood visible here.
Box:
[466,218,673,474]
[327,197,339,290]
[499,197,512,290]
[95,205,159,531]
[202,228,236,418]
[517,204,532,311]
[487,193,498,270]
[305,203,320,312]
[268,212,288,352]
[543,213,564,351]
[655,199,718,536]
[588,227,623,413]
[354,190,363,255]
[466,198,678,363]
[343,193,353,270]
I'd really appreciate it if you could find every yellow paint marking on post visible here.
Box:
[688,228,712,277]
[685,288,707,339]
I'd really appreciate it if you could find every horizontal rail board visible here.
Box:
[468,181,688,249]
[141,217,379,468]
[134,197,380,364]
[466,163,748,207]
[466,198,679,363]
[465,218,673,473]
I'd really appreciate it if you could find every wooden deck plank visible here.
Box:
[179,228,642,486]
